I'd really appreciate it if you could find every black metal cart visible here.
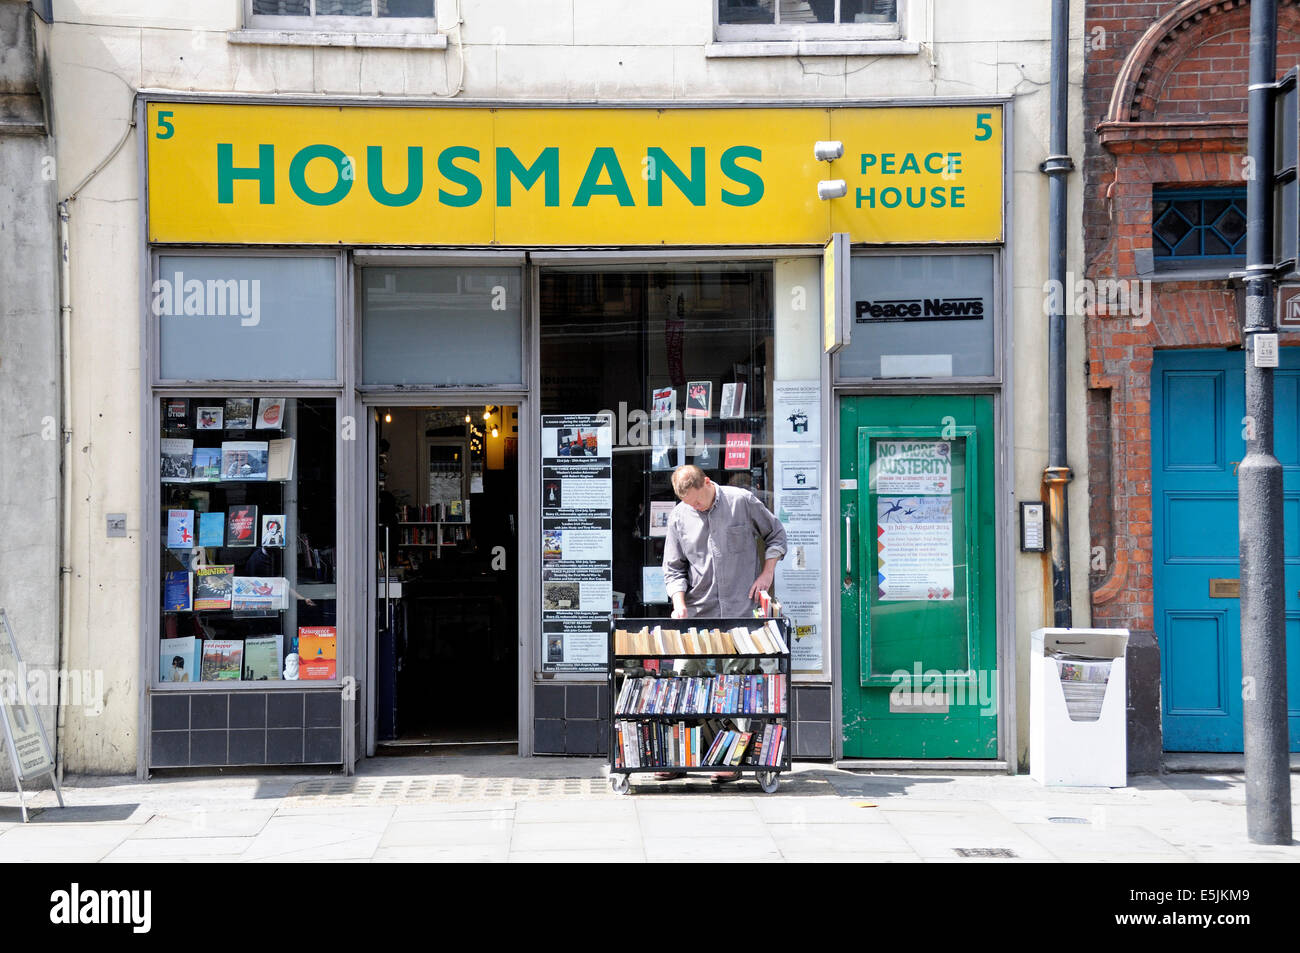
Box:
[607,616,792,795]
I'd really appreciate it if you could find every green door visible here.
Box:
[840,395,997,758]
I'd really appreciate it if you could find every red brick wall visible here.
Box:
[1155,25,1300,121]
[1083,0,1300,633]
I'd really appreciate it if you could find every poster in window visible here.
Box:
[541,413,614,673]
[876,496,955,601]
[873,440,952,495]
[772,380,824,674]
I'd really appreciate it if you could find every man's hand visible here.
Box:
[671,593,688,619]
[748,567,775,602]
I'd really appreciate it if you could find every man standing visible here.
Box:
[662,465,787,620]
[657,465,786,782]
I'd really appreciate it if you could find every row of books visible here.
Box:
[400,525,470,546]
[615,674,788,716]
[165,569,287,612]
[398,501,470,524]
[165,397,285,432]
[160,628,335,682]
[167,506,284,549]
[614,621,788,656]
[612,720,786,769]
[161,437,295,483]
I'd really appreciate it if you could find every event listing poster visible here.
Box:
[541,414,614,672]
[772,381,824,674]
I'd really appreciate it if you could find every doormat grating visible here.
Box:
[284,774,834,803]
[284,776,610,804]
[953,847,1018,858]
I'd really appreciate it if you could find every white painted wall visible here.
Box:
[0,1,61,789]
[47,0,1088,772]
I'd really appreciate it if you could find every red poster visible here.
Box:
[724,433,752,470]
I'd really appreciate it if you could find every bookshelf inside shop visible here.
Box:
[608,616,792,795]
[396,436,473,561]
[397,502,473,556]
[158,396,338,685]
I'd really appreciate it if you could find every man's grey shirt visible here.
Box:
[662,484,787,618]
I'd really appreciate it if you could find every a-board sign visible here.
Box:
[0,610,57,782]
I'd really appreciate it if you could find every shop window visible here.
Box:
[361,266,523,387]
[156,255,337,383]
[1152,187,1248,266]
[717,0,900,41]
[838,252,997,380]
[246,0,436,32]
[157,397,338,686]
[540,263,775,627]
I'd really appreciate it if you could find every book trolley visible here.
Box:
[607,617,792,795]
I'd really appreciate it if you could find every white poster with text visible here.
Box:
[772,381,824,674]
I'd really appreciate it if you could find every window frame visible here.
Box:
[715,0,904,42]
[354,254,528,392]
[245,0,438,35]
[150,248,346,388]
[148,392,346,692]
[1151,186,1248,265]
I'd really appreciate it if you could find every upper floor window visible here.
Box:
[717,0,901,41]
[248,0,436,32]
[1152,187,1247,265]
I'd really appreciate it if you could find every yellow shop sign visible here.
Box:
[146,102,1003,246]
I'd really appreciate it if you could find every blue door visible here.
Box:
[1152,348,1300,751]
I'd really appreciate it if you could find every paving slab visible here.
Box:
[1014,822,1189,859]
[0,823,139,862]
[752,798,890,824]
[642,835,783,862]
[380,818,512,848]
[103,836,256,860]
[509,821,642,852]
[766,822,915,853]
[513,799,638,823]
[508,848,648,863]
[373,844,510,862]
[133,809,276,839]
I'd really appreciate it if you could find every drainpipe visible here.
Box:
[55,201,72,783]
[1040,0,1075,628]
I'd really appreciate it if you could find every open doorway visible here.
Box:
[373,404,519,751]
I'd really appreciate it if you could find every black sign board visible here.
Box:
[1274,68,1299,279]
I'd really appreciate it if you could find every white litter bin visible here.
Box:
[1030,627,1130,787]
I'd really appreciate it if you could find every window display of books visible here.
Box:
[607,616,792,794]
[158,396,338,687]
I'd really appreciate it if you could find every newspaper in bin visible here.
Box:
[1054,658,1112,723]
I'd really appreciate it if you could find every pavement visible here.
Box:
[1,756,1298,862]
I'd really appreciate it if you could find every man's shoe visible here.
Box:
[711,771,740,783]
[654,771,686,780]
